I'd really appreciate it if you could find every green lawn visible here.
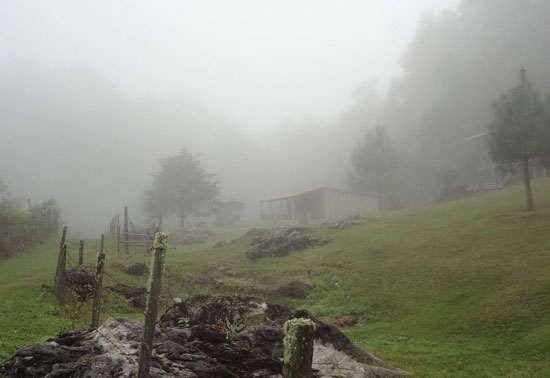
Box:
[2,179,550,377]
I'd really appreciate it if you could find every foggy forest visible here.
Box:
[1,1,550,377]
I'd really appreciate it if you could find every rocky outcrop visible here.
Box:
[107,283,148,309]
[124,262,149,276]
[243,227,331,261]
[65,265,95,299]
[328,215,366,230]
[1,295,408,378]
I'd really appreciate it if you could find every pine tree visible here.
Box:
[349,125,398,210]
[489,68,543,211]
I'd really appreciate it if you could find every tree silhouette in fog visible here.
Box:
[489,68,544,211]
[349,125,398,210]
[144,149,219,228]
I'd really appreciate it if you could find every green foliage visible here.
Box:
[211,200,245,226]
[489,68,543,164]
[0,178,60,258]
[383,0,550,196]
[3,181,550,376]
[488,68,546,210]
[538,95,550,168]
[177,317,190,327]
[0,236,141,362]
[349,124,398,209]
[157,179,550,377]
[144,148,219,227]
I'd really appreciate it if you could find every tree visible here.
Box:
[538,95,550,169]
[349,125,398,210]
[489,68,544,211]
[0,178,59,258]
[210,200,246,226]
[144,149,219,228]
[383,0,550,199]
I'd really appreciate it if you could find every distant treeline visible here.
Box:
[0,180,59,258]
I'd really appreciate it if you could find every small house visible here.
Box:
[260,187,377,224]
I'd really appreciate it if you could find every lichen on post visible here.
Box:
[91,234,106,329]
[283,318,316,378]
[153,232,168,250]
[55,226,68,303]
[137,232,168,378]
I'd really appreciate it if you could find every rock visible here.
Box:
[124,262,148,276]
[214,260,240,277]
[170,227,216,246]
[244,227,332,261]
[329,215,366,230]
[182,234,204,245]
[231,227,271,245]
[107,283,147,309]
[65,265,95,299]
[271,280,313,299]
[313,344,408,378]
[212,240,231,249]
[1,295,408,378]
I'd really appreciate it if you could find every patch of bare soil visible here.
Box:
[317,314,360,328]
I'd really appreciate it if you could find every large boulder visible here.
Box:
[0,295,408,378]
[65,265,95,299]
[124,262,148,276]
[244,228,331,261]
[271,280,314,299]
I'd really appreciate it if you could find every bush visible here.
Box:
[0,179,59,258]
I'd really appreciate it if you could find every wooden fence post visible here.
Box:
[137,232,167,378]
[123,206,129,255]
[158,211,162,232]
[283,318,316,378]
[78,240,84,266]
[55,226,68,304]
[91,234,106,329]
[116,224,121,257]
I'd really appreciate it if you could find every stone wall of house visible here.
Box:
[323,189,377,221]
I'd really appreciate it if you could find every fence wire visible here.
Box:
[57,233,314,378]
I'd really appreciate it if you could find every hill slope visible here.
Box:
[164,179,550,377]
[1,179,550,377]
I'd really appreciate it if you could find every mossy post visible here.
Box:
[78,240,84,266]
[158,211,162,232]
[91,234,106,329]
[137,232,167,378]
[123,206,129,255]
[55,226,68,304]
[116,213,120,257]
[116,224,120,257]
[283,318,316,378]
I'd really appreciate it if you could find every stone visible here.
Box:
[0,295,408,378]
[244,228,332,261]
[65,265,95,299]
[212,240,231,249]
[272,280,314,299]
[107,283,148,309]
[124,262,148,276]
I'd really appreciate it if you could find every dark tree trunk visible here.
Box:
[523,158,534,211]
[158,211,163,232]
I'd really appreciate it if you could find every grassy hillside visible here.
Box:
[1,179,550,377]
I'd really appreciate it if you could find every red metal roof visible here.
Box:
[261,189,315,202]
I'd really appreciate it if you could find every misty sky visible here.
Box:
[1,0,458,134]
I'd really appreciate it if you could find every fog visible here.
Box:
[2,0,550,235]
